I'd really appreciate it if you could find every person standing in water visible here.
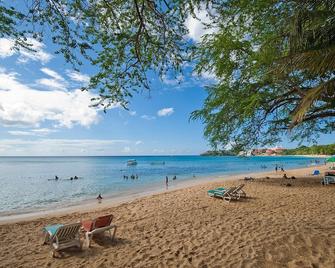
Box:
[275,165,278,173]
[165,176,169,188]
[97,193,103,203]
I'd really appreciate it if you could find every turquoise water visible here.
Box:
[0,155,324,214]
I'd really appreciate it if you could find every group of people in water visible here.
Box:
[123,174,139,180]
[51,175,80,181]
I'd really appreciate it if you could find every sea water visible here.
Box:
[0,155,324,215]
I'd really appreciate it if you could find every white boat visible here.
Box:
[127,159,137,166]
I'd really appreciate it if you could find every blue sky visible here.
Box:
[0,4,333,156]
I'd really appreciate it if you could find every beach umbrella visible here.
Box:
[326,156,335,162]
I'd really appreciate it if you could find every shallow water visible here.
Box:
[0,155,324,214]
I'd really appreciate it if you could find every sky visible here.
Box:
[0,4,333,156]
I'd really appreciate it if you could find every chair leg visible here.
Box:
[41,231,49,245]
[85,232,92,248]
[110,225,117,240]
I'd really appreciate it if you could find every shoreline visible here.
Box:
[1,163,334,267]
[0,163,327,224]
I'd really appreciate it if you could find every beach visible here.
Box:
[1,164,335,267]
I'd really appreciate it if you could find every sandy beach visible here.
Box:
[1,164,335,267]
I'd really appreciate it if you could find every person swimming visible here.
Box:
[172,175,177,180]
[55,175,59,180]
[74,176,78,180]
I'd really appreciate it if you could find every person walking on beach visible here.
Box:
[97,193,103,203]
[275,165,278,173]
[165,176,169,188]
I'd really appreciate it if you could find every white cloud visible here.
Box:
[185,7,217,42]
[37,68,67,89]
[129,111,137,116]
[199,71,218,81]
[0,68,101,128]
[135,140,143,145]
[162,74,184,86]
[0,138,132,156]
[41,68,64,81]
[19,38,53,64]
[8,128,56,137]
[36,78,67,90]
[0,38,53,64]
[31,128,57,135]
[157,107,174,117]
[141,115,156,120]
[66,70,90,84]
[0,39,15,58]
[8,131,33,136]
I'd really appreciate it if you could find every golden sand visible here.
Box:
[1,165,335,267]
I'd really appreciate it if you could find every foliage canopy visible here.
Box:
[191,0,335,150]
[0,0,334,149]
[282,144,335,156]
[0,0,213,108]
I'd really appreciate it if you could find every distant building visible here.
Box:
[251,147,285,156]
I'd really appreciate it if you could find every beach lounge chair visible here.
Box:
[42,222,81,257]
[322,171,335,185]
[208,187,238,202]
[81,214,117,247]
[207,187,226,196]
[231,184,247,199]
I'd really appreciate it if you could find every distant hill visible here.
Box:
[201,144,335,157]
[200,150,236,156]
[282,144,335,156]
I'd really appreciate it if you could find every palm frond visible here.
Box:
[291,78,335,125]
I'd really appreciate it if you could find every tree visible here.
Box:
[0,0,212,108]
[1,1,334,149]
[191,0,335,150]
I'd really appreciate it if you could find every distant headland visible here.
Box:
[201,144,335,157]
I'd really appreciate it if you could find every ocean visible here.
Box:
[0,155,324,215]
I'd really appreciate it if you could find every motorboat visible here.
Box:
[127,159,137,166]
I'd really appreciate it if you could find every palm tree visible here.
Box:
[279,0,335,126]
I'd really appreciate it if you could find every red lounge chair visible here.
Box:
[81,214,117,247]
